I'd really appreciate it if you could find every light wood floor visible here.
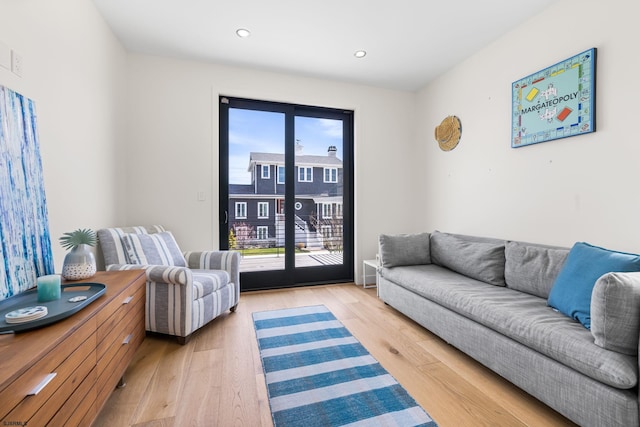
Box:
[93,283,577,427]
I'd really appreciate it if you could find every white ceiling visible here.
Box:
[92,0,556,91]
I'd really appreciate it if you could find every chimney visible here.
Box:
[295,140,303,155]
[328,146,337,157]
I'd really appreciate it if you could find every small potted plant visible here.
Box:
[59,228,97,280]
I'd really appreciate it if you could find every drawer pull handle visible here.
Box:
[28,373,57,396]
[122,296,134,304]
[122,334,133,345]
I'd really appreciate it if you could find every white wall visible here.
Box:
[0,0,128,270]
[125,55,417,280]
[6,0,634,284]
[416,0,640,253]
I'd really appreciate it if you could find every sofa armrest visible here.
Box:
[183,251,240,284]
[106,263,191,286]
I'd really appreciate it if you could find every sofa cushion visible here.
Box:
[378,233,431,267]
[591,272,640,356]
[548,242,640,329]
[380,264,638,389]
[121,231,187,267]
[504,241,569,298]
[430,231,506,286]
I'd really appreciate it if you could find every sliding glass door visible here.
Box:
[219,97,353,290]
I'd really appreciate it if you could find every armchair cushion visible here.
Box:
[121,231,187,267]
[192,269,231,297]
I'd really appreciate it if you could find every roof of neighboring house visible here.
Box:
[248,152,342,171]
[229,184,256,194]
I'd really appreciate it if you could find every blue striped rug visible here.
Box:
[253,305,437,427]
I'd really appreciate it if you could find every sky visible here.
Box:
[228,108,344,184]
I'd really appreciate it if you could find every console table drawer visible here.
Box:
[96,312,145,406]
[96,275,145,338]
[97,293,144,373]
[48,366,97,427]
[96,282,144,360]
[94,275,145,413]
[0,318,96,425]
[0,270,146,427]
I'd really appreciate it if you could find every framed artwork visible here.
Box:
[0,85,54,301]
[512,48,596,148]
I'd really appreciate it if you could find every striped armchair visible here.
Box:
[97,225,240,344]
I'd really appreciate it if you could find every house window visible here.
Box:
[235,202,247,219]
[335,203,343,218]
[258,202,269,219]
[322,203,332,218]
[257,226,268,240]
[277,166,285,184]
[324,168,338,183]
[261,165,270,179]
[298,167,313,182]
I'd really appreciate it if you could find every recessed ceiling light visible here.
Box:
[354,50,367,58]
[236,28,251,38]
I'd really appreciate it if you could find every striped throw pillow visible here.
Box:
[121,231,186,267]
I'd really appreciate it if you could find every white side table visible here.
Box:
[362,259,378,289]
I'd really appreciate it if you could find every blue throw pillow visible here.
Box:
[548,242,640,329]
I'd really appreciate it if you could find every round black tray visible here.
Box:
[0,283,106,333]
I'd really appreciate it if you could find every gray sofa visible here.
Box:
[377,230,640,427]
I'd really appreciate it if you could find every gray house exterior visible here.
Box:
[229,145,343,250]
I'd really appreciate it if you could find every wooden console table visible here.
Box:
[0,270,146,427]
